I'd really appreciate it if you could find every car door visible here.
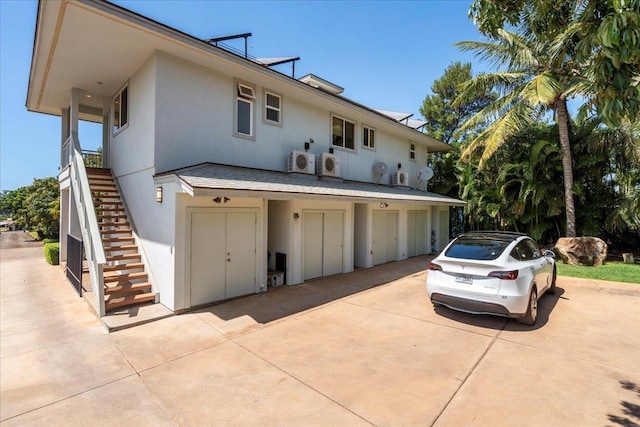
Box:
[523,239,550,290]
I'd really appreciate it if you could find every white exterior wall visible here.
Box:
[267,200,292,272]
[174,194,267,311]
[152,52,432,184]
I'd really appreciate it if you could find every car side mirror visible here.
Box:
[544,250,556,259]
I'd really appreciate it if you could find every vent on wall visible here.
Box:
[287,151,315,174]
[392,171,409,187]
[316,153,340,177]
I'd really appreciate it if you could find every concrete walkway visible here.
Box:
[1,242,639,426]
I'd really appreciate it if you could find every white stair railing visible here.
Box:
[67,134,106,316]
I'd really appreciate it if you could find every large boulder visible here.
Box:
[554,237,608,266]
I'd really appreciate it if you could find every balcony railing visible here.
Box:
[82,150,102,168]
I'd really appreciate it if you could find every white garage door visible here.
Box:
[190,211,257,306]
[408,211,429,257]
[372,210,398,266]
[303,210,344,280]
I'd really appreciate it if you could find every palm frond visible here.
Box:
[520,72,563,106]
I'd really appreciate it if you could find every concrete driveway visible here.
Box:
[1,239,639,426]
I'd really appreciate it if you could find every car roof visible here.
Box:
[456,231,527,243]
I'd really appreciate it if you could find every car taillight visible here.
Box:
[428,262,442,271]
[488,270,519,280]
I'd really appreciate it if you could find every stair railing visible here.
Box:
[67,133,106,316]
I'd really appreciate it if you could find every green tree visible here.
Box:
[0,178,59,239]
[419,62,495,200]
[454,3,583,236]
[468,0,640,128]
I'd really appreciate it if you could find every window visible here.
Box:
[332,115,355,150]
[363,126,375,149]
[510,239,541,261]
[264,91,281,125]
[236,82,255,137]
[409,141,416,161]
[445,237,510,261]
[113,85,128,134]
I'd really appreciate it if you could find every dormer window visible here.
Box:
[235,81,256,139]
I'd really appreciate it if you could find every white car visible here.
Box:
[426,231,556,325]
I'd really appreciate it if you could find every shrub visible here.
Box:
[44,243,59,265]
[42,238,58,244]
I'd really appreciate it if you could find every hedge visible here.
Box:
[42,238,58,244]
[44,243,59,265]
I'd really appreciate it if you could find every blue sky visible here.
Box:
[0,0,485,191]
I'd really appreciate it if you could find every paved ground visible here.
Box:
[1,234,639,426]
[0,230,43,249]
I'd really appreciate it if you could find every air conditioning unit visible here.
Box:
[316,153,341,177]
[287,151,315,174]
[392,171,409,187]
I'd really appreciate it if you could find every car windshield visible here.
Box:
[444,237,510,260]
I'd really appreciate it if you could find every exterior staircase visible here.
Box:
[87,168,156,312]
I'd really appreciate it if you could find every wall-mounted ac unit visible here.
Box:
[392,171,409,187]
[287,151,315,174]
[316,153,341,177]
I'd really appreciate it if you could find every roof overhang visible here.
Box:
[28,0,452,152]
[156,163,465,206]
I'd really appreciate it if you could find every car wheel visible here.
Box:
[517,287,537,326]
[548,266,557,294]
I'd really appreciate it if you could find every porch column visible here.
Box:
[59,189,69,265]
[61,108,70,167]
[70,88,80,142]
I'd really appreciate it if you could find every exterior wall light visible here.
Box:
[156,186,163,203]
[380,202,389,208]
[293,213,300,219]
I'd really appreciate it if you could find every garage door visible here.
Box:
[408,211,429,257]
[303,210,344,280]
[372,210,398,266]
[190,211,257,306]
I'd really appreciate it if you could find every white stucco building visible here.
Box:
[27,0,463,316]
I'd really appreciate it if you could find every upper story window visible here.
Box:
[113,85,128,134]
[332,115,355,150]
[409,141,416,161]
[264,91,282,126]
[235,82,256,138]
[363,126,375,150]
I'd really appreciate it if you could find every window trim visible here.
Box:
[409,141,416,161]
[234,79,256,140]
[331,114,356,152]
[112,83,129,136]
[362,125,376,150]
[263,89,282,127]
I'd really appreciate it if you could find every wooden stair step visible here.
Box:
[104,262,144,272]
[93,195,121,199]
[91,189,118,194]
[88,175,114,181]
[105,281,151,295]
[100,228,132,235]
[96,207,125,212]
[104,244,138,252]
[98,221,130,227]
[102,236,135,244]
[106,253,141,262]
[105,292,155,311]
[104,271,148,283]
[86,167,112,175]
[94,201,123,206]
[97,214,128,220]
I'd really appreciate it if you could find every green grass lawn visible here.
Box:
[557,262,640,284]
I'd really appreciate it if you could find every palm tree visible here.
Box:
[453,3,582,236]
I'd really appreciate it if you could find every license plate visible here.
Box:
[455,275,473,284]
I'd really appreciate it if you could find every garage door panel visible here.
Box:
[303,212,323,280]
[372,211,386,266]
[385,212,398,262]
[408,211,417,258]
[323,211,344,277]
[190,212,226,306]
[226,212,257,298]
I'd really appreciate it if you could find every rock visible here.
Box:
[623,253,635,264]
[554,237,608,266]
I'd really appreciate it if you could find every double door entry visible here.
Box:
[190,211,257,306]
[303,211,344,280]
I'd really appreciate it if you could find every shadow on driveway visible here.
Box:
[431,287,566,331]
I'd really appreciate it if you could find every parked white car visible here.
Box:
[426,231,556,325]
